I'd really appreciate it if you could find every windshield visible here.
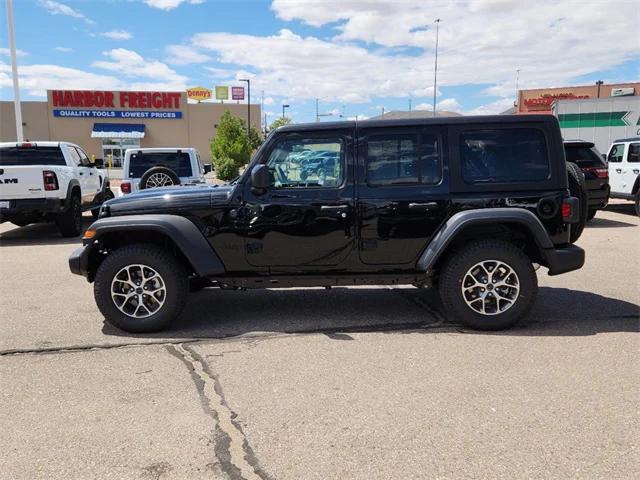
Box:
[564,145,605,167]
[128,152,192,178]
[0,146,66,166]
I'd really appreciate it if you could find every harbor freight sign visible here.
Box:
[53,110,182,119]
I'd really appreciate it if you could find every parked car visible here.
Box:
[564,140,609,221]
[70,115,585,333]
[606,137,640,216]
[120,148,211,194]
[0,141,113,236]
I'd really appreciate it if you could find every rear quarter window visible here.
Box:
[128,152,193,178]
[564,145,605,167]
[460,128,549,184]
[0,146,66,166]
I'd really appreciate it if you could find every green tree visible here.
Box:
[210,110,252,181]
[268,116,292,132]
[247,125,263,151]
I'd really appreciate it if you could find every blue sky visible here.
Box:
[1,0,638,126]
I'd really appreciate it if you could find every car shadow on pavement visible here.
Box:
[0,217,92,247]
[100,286,639,340]
[604,203,637,218]
[585,216,637,228]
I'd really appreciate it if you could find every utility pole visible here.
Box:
[261,89,264,134]
[239,78,251,135]
[596,80,603,98]
[408,98,412,111]
[515,69,520,108]
[316,98,319,122]
[282,104,289,120]
[432,18,441,117]
[6,0,24,142]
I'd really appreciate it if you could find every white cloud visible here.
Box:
[263,96,275,105]
[92,48,188,89]
[165,45,211,65]
[54,47,73,53]
[39,0,94,24]
[466,98,516,116]
[143,0,204,11]
[100,30,133,41]
[268,0,639,104]
[0,48,27,57]
[0,60,188,97]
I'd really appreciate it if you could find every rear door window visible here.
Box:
[607,144,625,163]
[365,130,442,186]
[627,143,640,162]
[0,146,66,166]
[129,152,193,178]
[460,128,549,183]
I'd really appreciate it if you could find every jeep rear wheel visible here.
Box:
[94,244,188,333]
[566,161,588,243]
[439,240,538,330]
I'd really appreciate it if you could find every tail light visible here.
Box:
[582,167,608,179]
[562,197,579,223]
[562,202,572,219]
[120,181,131,194]
[42,170,59,191]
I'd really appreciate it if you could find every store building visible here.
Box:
[517,82,640,114]
[0,89,261,166]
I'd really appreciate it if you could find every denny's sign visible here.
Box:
[186,87,212,102]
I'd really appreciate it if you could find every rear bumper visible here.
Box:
[544,244,585,276]
[585,181,610,209]
[0,197,64,221]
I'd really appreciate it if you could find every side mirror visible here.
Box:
[251,164,271,193]
[203,164,212,174]
[94,158,104,168]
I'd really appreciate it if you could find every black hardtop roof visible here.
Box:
[276,114,558,133]
[563,139,595,147]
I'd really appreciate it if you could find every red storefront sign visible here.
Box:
[523,93,589,109]
[231,87,245,100]
[51,90,182,109]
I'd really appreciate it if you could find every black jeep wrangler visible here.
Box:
[69,115,585,333]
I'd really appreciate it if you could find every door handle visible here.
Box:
[616,169,622,174]
[320,205,349,211]
[409,202,438,210]
[78,172,84,175]
[89,172,94,175]
[633,169,639,174]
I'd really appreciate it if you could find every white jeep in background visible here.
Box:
[0,141,114,236]
[120,147,211,194]
[606,137,640,216]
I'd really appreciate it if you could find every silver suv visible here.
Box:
[120,148,211,194]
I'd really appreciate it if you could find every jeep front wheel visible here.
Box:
[438,240,538,330]
[94,244,189,333]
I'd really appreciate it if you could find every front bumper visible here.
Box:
[69,245,90,278]
[544,244,585,276]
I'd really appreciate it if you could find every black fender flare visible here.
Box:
[73,214,225,278]
[416,208,555,272]
[64,179,81,209]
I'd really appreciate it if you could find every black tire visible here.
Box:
[438,239,538,330]
[94,244,189,333]
[586,208,597,221]
[55,195,82,237]
[635,192,640,217]
[139,166,180,190]
[566,162,588,243]
[91,188,115,219]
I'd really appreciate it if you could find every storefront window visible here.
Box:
[101,138,140,168]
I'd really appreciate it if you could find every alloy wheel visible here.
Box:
[110,264,166,318]
[461,260,520,315]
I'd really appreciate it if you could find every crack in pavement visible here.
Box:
[166,344,272,480]
[0,339,202,357]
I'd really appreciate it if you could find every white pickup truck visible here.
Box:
[0,141,114,236]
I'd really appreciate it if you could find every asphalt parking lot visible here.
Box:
[0,203,638,479]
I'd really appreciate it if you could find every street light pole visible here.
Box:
[432,18,441,117]
[6,0,23,142]
[316,98,319,122]
[239,78,251,135]
[596,80,603,98]
[282,104,289,120]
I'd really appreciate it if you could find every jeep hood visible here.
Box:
[104,184,234,216]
